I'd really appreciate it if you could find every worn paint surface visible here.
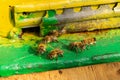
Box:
[0,29,120,77]
[1,0,120,37]
[40,4,120,36]
[0,0,120,77]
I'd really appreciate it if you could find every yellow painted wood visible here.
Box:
[114,3,120,12]
[14,0,120,12]
[0,0,48,37]
[91,5,99,10]
[73,7,81,12]
[0,3,13,37]
[56,9,63,15]
[108,3,115,9]
[0,0,120,37]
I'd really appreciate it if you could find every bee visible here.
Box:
[48,48,64,59]
[49,30,60,37]
[59,28,67,35]
[69,42,86,52]
[49,29,66,37]
[37,43,46,54]
[18,32,24,40]
[81,37,96,46]
[42,35,58,43]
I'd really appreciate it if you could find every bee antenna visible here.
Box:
[94,37,96,41]
[47,55,50,59]
[81,40,83,42]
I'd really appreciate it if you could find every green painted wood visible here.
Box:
[0,29,120,77]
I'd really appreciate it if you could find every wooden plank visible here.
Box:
[0,62,120,80]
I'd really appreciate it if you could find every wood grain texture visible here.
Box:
[0,62,120,80]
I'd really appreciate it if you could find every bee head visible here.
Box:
[48,54,53,59]
[93,37,96,41]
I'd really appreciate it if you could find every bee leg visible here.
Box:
[80,47,85,52]
[93,42,96,45]
[75,47,79,54]
[60,54,63,57]
[86,46,89,50]
[49,56,53,60]
[47,56,49,59]
[46,50,49,53]
[86,45,90,50]
[80,49,83,52]
[43,41,46,44]
[56,57,58,61]
[41,52,44,55]
[69,46,74,51]
[37,51,40,55]
[55,40,59,43]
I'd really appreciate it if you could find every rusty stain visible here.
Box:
[58,70,63,74]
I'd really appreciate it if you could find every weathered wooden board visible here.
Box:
[0,62,120,80]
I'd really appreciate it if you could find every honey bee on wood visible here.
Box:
[69,42,86,52]
[49,29,66,37]
[59,28,67,36]
[42,35,58,43]
[49,30,60,37]
[81,37,96,46]
[48,48,64,59]
[37,43,46,54]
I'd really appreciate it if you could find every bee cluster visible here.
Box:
[69,38,96,53]
[37,30,96,60]
[37,30,64,59]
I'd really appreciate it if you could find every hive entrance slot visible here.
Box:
[22,27,40,36]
